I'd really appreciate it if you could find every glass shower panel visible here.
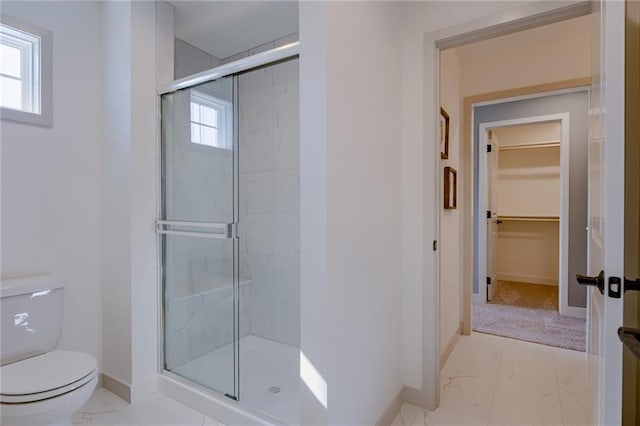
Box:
[161,76,239,399]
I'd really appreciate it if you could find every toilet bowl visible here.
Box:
[0,276,98,425]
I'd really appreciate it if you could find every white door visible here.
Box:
[486,134,498,301]
[585,1,626,425]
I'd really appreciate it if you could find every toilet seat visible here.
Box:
[0,350,97,404]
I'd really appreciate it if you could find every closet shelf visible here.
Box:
[498,215,560,222]
[498,141,560,151]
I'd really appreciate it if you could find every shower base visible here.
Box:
[173,335,299,424]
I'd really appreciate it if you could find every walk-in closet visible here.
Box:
[490,122,561,309]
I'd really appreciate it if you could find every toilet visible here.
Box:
[0,275,98,425]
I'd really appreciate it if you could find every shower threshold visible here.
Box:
[173,335,300,425]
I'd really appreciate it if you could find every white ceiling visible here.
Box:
[168,1,299,60]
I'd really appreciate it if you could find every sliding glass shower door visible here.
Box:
[159,75,240,399]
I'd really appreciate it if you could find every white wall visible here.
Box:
[497,149,560,217]
[456,15,591,97]
[438,49,463,360]
[175,38,222,80]
[299,1,403,423]
[494,124,561,286]
[1,0,104,371]
[399,0,542,398]
[101,0,133,387]
[494,122,562,146]
[101,0,160,400]
[299,2,328,423]
[324,3,403,422]
[496,221,560,285]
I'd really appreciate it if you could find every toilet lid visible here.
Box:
[0,350,96,396]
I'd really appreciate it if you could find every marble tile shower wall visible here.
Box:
[239,59,300,348]
[165,282,251,369]
[164,89,235,300]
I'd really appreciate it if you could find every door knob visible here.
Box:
[576,270,605,295]
[618,327,640,360]
[625,277,640,293]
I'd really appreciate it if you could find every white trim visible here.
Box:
[0,14,52,127]
[375,387,404,426]
[158,372,281,425]
[477,113,570,316]
[473,86,588,108]
[440,324,461,367]
[434,1,591,50]
[102,373,131,403]
[189,91,232,150]
[130,375,158,404]
[566,306,587,319]
[496,273,559,286]
[472,293,483,305]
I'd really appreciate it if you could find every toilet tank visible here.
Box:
[0,275,65,366]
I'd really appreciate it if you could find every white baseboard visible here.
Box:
[473,293,484,304]
[440,324,461,367]
[376,387,404,426]
[130,374,158,403]
[101,372,158,404]
[496,273,558,286]
[102,373,131,402]
[564,306,587,319]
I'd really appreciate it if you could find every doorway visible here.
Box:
[474,114,586,351]
[433,6,592,422]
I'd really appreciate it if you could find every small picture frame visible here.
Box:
[440,107,450,160]
[444,166,457,209]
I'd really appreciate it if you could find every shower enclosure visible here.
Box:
[157,46,300,424]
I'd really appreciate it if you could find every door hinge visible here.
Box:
[487,276,492,285]
[488,129,493,140]
[487,144,492,153]
[486,210,492,219]
[433,240,437,251]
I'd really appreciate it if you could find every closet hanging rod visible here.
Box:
[498,141,560,151]
[498,215,560,222]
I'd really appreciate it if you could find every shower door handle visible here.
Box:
[156,220,238,239]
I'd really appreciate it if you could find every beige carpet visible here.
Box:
[475,280,585,351]
[473,303,586,351]
[490,280,558,310]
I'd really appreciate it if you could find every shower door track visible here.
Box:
[158,42,300,95]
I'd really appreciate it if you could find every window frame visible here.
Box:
[189,91,232,150]
[0,14,52,127]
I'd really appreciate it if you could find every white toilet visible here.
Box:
[0,275,98,425]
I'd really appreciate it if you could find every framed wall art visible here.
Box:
[444,166,457,209]
[440,107,450,160]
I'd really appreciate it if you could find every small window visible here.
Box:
[190,91,232,150]
[0,15,52,127]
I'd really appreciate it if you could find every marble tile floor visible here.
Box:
[73,388,226,426]
[392,332,588,426]
[77,332,587,426]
